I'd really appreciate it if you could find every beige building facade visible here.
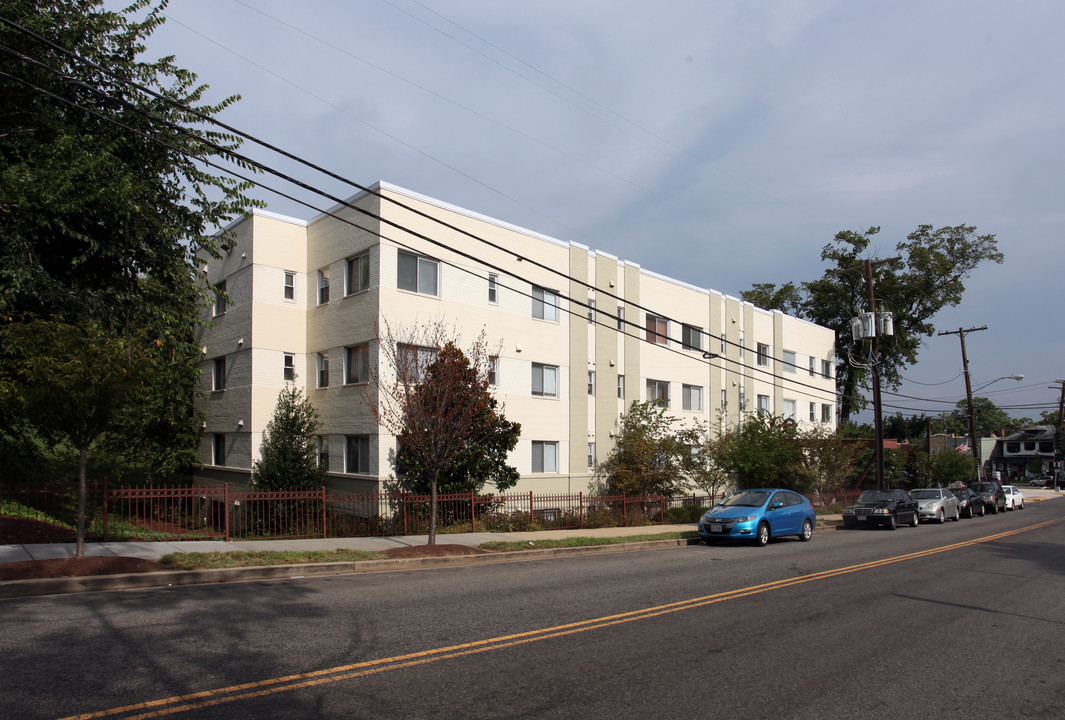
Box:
[195,182,838,494]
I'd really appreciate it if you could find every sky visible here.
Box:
[122,0,1064,426]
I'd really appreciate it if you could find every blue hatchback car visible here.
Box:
[698,489,816,547]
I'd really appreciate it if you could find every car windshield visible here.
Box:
[973,483,994,492]
[718,491,770,508]
[911,490,940,499]
[858,491,893,503]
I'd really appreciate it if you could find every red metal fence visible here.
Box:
[1,481,859,543]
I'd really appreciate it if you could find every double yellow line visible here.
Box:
[62,518,1060,720]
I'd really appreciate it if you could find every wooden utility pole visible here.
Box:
[938,326,988,481]
[841,256,900,490]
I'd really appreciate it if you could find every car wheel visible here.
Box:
[799,519,813,542]
[937,509,945,524]
[952,506,960,521]
[978,504,985,517]
[990,503,998,515]
[886,514,897,531]
[910,511,919,527]
[755,522,770,547]
[1018,500,1024,510]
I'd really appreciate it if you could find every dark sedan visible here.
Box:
[972,481,1006,514]
[842,489,919,530]
[949,486,985,518]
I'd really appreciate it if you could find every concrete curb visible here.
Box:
[0,537,708,599]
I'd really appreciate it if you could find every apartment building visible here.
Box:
[195,182,837,494]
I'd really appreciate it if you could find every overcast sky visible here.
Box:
[129,0,1064,426]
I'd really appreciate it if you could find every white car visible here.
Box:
[1003,485,1024,510]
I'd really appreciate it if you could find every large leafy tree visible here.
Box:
[0,1,259,479]
[742,225,1003,423]
[711,414,814,492]
[252,383,326,492]
[940,397,1020,437]
[372,325,520,545]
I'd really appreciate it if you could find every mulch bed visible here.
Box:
[0,516,488,581]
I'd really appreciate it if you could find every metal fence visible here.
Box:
[1,481,860,543]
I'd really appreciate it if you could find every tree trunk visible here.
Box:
[77,445,88,558]
[428,472,438,546]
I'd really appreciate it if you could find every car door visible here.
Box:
[766,491,792,535]
[897,490,917,523]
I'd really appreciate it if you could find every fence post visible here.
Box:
[321,486,328,539]
[622,493,627,526]
[660,495,665,525]
[470,489,476,533]
[402,492,408,536]
[579,491,584,529]
[224,482,230,542]
[529,491,534,523]
[102,477,109,542]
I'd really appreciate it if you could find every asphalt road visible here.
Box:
[3,501,1064,719]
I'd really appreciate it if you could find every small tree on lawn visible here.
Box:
[801,425,862,500]
[369,322,520,545]
[713,413,815,492]
[252,381,325,491]
[598,401,694,497]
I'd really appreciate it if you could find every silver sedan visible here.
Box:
[911,488,961,523]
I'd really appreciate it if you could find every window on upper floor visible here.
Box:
[397,251,438,296]
[821,403,832,423]
[809,357,817,377]
[283,352,295,382]
[617,305,625,331]
[532,286,559,321]
[213,356,226,391]
[317,269,330,305]
[783,350,797,373]
[682,384,703,411]
[682,324,702,351]
[317,436,329,469]
[587,371,596,396]
[344,344,369,385]
[757,394,770,414]
[488,356,499,386]
[647,379,670,408]
[587,442,596,469]
[532,440,559,473]
[346,253,370,295]
[488,273,499,304]
[821,359,833,379]
[317,352,329,388]
[646,315,667,345]
[532,362,559,397]
[213,433,226,466]
[809,402,816,422]
[757,343,770,367]
[397,343,437,384]
[617,375,625,399]
[284,272,295,301]
[783,398,797,420]
[213,280,227,317]
[587,299,595,325]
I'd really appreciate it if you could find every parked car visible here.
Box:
[1003,484,1025,510]
[842,489,919,530]
[972,481,1007,514]
[1028,477,1050,487]
[911,488,961,523]
[949,486,985,518]
[698,489,816,547]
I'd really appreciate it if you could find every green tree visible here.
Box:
[802,425,862,497]
[742,225,1003,423]
[711,414,814,492]
[941,397,1019,437]
[372,325,520,545]
[598,401,695,497]
[0,1,259,480]
[929,448,975,487]
[0,319,154,556]
[251,383,326,492]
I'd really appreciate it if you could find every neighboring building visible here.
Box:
[986,426,1057,479]
[194,182,837,494]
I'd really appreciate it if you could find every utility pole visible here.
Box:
[1051,380,1065,481]
[938,326,988,481]
[841,257,900,490]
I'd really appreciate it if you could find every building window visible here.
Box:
[739,337,745,359]
[647,379,670,407]
[397,251,438,296]
[809,402,816,422]
[821,360,833,379]
[682,324,702,351]
[345,435,369,474]
[587,299,595,324]
[617,305,625,331]
[532,286,559,321]
[344,344,369,385]
[757,343,770,367]
[821,404,833,423]
[617,375,624,399]
[739,388,746,411]
[532,363,559,397]
[721,389,727,409]
[318,269,330,305]
[783,398,797,421]
[587,371,596,396]
[532,440,559,473]
[213,280,227,317]
[488,356,499,386]
[317,352,329,388]
[283,352,295,382]
[397,344,437,384]
[682,384,703,411]
[587,442,595,469]
[488,273,498,304]
[1040,441,1054,453]
[646,314,667,345]
[212,356,226,391]
[284,272,295,301]
[757,394,770,414]
[212,433,225,466]
[346,253,370,295]
[1006,442,1020,454]
[809,357,817,377]
[317,436,329,469]
[783,350,797,373]
[720,333,726,354]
